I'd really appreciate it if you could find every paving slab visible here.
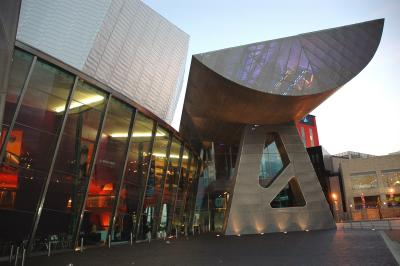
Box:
[5,230,398,266]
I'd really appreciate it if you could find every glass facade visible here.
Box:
[0,47,201,254]
[34,80,107,249]
[159,138,182,233]
[81,98,133,245]
[259,133,290,188]
[214,143,239,180]
[270,178,306,208]
[382,169,400,187]
[172,148,190,234]
[351,172,378,190]
[141,126,170,238]
[115,113,154,241]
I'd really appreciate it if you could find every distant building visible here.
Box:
[333,151,375,159]
[341,154,400,209]
[325,153,400,221]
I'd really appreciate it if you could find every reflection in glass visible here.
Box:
[115,113,154,241]
[210,191,229,232]
[141,126,169,238]
[270,178,306,208]
[1,49,33,129]
[34,80,107,249]
[259,133,289,188]
[172,149,189,233]
[159,138,181,233]
[0,57,75,248]
[353,195,378,210]
[351,172,378,190]
[82,98,133,245]
[382,169,400,187]
[214,143,239,180]
[184,158,200,231]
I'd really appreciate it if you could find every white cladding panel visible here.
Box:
[16,0,189,124]
[17,0,112,69]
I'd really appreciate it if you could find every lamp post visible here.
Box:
[349,204,353,222]
[331,193,339,222]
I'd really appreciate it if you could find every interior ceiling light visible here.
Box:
[152,152,188,159]
[55,95,104,113]
[110,132,166,138]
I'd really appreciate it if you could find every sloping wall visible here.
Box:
[226,123,335,235]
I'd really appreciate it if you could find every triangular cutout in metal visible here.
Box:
[270,177,306,208]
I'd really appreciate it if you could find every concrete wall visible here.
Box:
[225,123,335,235]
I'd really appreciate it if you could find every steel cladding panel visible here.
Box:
[16,0,189,124]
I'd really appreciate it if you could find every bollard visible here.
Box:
[14,247,20,266]
[9,244,14,263]
[80,237,84,253]
[21,247,26,266]
[130,232,133,246]
[108,234,111,248]
[175,227,178,239]
[48,241,51,257]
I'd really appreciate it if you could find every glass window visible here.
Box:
[386,193,400,207]
[159,138,182,232]
[382,169,400,187]
[115,113,154,241]
[214,143,239,180]
[1,49,33,128]
[300,127,306,146]
[26,59,72,99]
[175,156,198,233]
[184,158,199,231]
[259,133,290,188]
[351,172,378,190]
[353,195,379,210]
[210,190,229,232]
[270,178,306,208]
[34,80,107,249]
[309,128,314,147]
[82,98,133,245]
[141,126,169,237]
[172,148,189,232]
[0,58,75,247]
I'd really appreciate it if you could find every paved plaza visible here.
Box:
[9,229,398,266]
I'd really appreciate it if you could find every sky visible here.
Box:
[143,0,400,156]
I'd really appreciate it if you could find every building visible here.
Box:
[296,114,319,148]
[333,151,375,159]
[0,0,197,256]
[16,0,189,124]
[181,19,384,235]
[0,0,386,257]
[328,154,400,221]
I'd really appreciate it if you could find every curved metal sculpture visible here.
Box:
[180,19,384,236]
[181,19,384,144]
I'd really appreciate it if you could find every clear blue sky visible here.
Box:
[143,0,400,155]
